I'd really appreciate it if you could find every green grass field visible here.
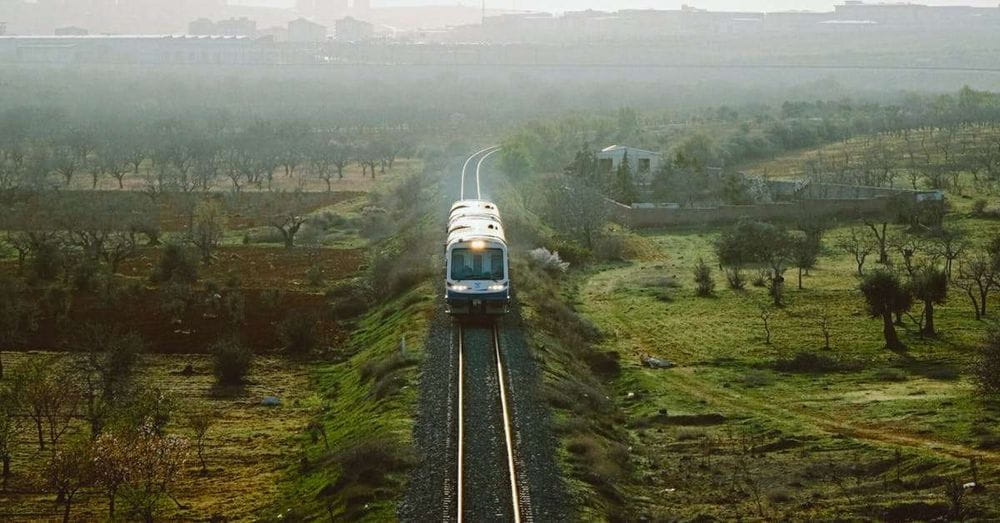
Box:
[568,167,1000,518]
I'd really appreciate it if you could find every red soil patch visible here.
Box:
[120,246,366,289]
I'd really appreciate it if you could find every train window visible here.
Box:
[450,248,505,281]
[491,253,504,279]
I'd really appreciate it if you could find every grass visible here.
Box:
[567,174,1000,518]
[267,282,434,521]
[0,352,315,521]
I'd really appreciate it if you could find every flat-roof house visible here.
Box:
[288,18,327,42]
[597,145,662,185]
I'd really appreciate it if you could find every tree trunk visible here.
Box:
[325,178,331,192]
[108,492,116,518]
[883,312,904,351]
[36,419,45,450]
[923,300,936,337]
[968,288,982,320]
[2,455,10,487]
[798,267,803,290]
[62,497,72,523]
[980,287,989,317]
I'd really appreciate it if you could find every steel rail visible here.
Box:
[493,324,522,523]
[460,146,499,200]
[475,147,501,200]
[456,324,465,522]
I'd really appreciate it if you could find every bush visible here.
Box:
[306,264,325,287]
[742,370,774,387]
[72,259,101,292]
[528,247,569,274]
[972,199,989,216]
[547,239,591,265]
[724,267,746,290]
[327,279,373,319]
[874,367,909,382]
[693,258,715,297]
[773,351,858,373]
[278,313,320,357]
[151,244,198,284]
[335,438,413,487]
[211,339,253,385]
[593,231,627,262]
[30,240,64,282]
[972,329,1000,398]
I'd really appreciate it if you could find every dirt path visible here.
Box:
[665,367,1000,464]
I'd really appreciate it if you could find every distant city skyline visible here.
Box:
[236,0,1000,12]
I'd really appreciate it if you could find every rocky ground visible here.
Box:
[400,304,569,521]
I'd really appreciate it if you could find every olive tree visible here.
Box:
[909,266,948,337]
[860,269,912,352]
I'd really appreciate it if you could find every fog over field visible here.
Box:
[5,0,1000,521]
[244,0,1000,9]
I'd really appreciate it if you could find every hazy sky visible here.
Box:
[240,0,1000,12]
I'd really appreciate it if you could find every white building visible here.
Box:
[288,17,327,42]
[334,16,373,41]
[597,145,662,184]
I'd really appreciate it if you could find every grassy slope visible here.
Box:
[570,176,1000,516]
[268,283,435,521]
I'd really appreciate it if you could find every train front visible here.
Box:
[445,235,511,315]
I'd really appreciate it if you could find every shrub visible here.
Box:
[676,428,708,441]
[742,370,774,387]
[327,279,373,319]
[773,352,858,373]
[30,240,64,282]
[593,231,627,261]
[547,239,591,265]
[306,264,325,287]
[972,199,988,216]
[874,368,909,382]
[335,438,413,487]
[528,247,569,274]
[159,280,193,323]
[972,329,1000,398]
[210,339,253,385]
[724,267,746,290]
[278,313,320,357]
[72,259,101,292]
[151,244,198,284]
[693,258,715,297]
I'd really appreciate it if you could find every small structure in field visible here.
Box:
[597,145,663,185]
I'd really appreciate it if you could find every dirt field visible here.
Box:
[0,351,316,522]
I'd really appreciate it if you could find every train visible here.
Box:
[445,199,511,315]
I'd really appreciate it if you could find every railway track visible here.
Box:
[445,322,530,522]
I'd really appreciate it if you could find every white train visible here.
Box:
[445,199,511,315]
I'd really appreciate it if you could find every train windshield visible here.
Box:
[450,248,505,281]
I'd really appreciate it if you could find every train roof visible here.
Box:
[447,216,506,246]
[450,199,500,220]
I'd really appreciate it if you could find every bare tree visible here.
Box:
[187,409,216,476]
[19,358,77,450]
[46,438,96,523]
[837,227,876,277]
[864,220,892,265]
[0,380,25,490]
[759,304,774,345]
[955,253,995,320]
[189,199,226,264]
[928,226,968,280]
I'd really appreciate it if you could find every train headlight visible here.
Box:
[488,284,507,291]
[450,284,470,291]
[470,240,487,251]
